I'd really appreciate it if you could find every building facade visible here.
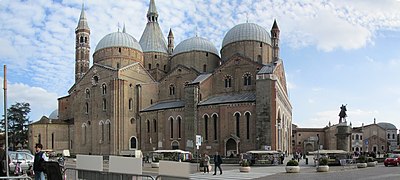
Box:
[29,0,292,156]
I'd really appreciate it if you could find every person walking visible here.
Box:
[33,143,48,180]
[213,152,222,175]
[203,153,210,173]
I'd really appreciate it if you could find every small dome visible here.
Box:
[49,109,58,120]
[95,32,142,52]
[377,122,397,130]
[222,23,271,48]
[172,37,219,56]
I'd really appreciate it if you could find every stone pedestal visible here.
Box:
[336,123,351,152]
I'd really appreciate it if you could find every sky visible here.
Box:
[0,0,400,129]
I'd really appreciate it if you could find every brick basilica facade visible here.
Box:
[28,0,292,157]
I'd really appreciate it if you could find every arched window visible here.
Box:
[170,118,174,138]
[51,133,54,149]
[245,112,250,139]
[99,121,104,143]
[85,37,88,43]
[130,137,137,149]
[388,134,390,139]
[102,84,107,95]
[169,84,175,95]
[243,73,252,86]
[82,124,87,145]
[80,36,83,43]
[164,65,166,71]
[235,113,240,137]
[204,115,209,141]
[148,64,152,69]
[153,119,157,132]
[107,121,111,144]
[257,55,262,63]
[393,134,395,139]
[102,99,107,110]
[356,134,359,140]
[203,64,207,72]
[178,117,182,138]
[129,98,133,110]
[130,118,135,124]
[38,134,41,144]
[147,120,150,133]
[85,89,90,99]
[225,75,232,88]
[213,114,218,140]
[156,63,159,68]
[85,102,89,114]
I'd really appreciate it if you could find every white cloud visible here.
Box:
[0,78,58,122]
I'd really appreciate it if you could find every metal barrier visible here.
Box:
[0,175,33,180]
[64,168,155,180]
[155,175,189,180]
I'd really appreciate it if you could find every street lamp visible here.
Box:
[317,134,320,168]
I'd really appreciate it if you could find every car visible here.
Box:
[8,151,34,174]
[384,154,400,166]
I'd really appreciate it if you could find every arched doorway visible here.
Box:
[304,143,313,154]
[171,141,179,150]
[225,138,237,157]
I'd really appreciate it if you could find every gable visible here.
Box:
[118,62,156,83]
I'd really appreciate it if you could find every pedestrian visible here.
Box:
[33,143,48,180]
[0,143,6,177]
[203,153,210,173]
[213,152,222,175]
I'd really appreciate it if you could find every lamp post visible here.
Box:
[317,134,320,168]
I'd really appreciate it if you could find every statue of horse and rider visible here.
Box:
[339,104,347,123]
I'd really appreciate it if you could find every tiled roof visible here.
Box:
[198,92,256,106]
[258,65,274,74]
[141,100,185,112]
[191,73,212,84]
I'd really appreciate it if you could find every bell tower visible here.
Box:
[75,4,90,83]
[271,19,280,61]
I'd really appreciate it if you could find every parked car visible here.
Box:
[9,151,34,173]
[384,154,400,166]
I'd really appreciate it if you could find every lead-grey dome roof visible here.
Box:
[95,32,142,52]
[49,109,58,120]
[377,122,397,130]
[222,23,271,48]
[172,37,219,56]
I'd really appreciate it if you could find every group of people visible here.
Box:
[201,152,223,175]
[0,143,48,180]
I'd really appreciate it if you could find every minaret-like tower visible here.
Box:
[167,28,174,55]
[271,19,280,61]
[75,4,90,83]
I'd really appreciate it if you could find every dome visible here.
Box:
[49,109,58,120]
[222,23,271,48]
[172,37,219,56]
[377,122,397,130]
[95,32,142,52]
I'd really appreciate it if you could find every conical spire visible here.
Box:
[272,19,279,30]
[168,28,174,37]
[122,23,126,33]
[147,0,158,22]
[76,3,90,30]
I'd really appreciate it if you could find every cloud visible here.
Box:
[0,78,58,122]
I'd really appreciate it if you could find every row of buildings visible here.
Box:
[28,0,399,157]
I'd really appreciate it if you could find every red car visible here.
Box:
[384,154,400,166]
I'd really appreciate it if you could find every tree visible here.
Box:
[1,102,31,149]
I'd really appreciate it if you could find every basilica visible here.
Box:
[28,0,292,157]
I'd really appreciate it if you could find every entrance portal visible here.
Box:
[225,138,237,157]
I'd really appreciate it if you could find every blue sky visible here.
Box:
[0,0,400,128]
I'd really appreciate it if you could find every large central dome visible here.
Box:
[222,23,271,48]
[172,37,219,56]
[95,32,142,52]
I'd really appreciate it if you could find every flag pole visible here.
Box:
[3,65,9,176]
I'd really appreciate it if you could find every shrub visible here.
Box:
[241,160,250,167]
[357,156,366,163]
[153,157,160,163]
[286,160,299,166]
[367,157,374,162]
[319,158,328,166]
